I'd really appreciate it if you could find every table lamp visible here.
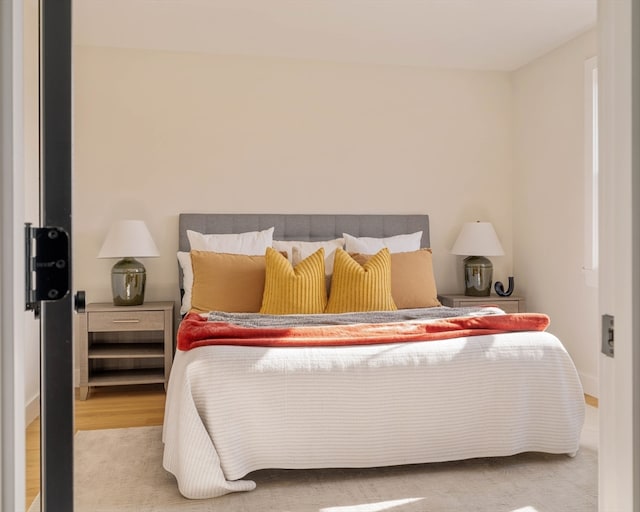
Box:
[98,220,159,306]
[451,221,504,297]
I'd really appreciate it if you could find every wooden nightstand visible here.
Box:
[78,301,174,400]
[437,294,525,313]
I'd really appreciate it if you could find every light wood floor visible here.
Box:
[25,384,166,510]
[25,387,598,510]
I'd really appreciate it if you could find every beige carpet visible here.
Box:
[29,407,597,512]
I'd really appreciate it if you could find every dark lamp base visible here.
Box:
[111,257,146,306]
[463,256,493,297]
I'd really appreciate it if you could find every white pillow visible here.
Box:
[343,231,423,254]
[177,251,194,315]
[187,227,274,254]
[272,240,298,262]
[289,238,345,275]
[273,238,344,263]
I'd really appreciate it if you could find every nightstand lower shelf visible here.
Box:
[88,369,165,387]
[88,343,165,359]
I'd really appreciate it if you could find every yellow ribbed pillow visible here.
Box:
[325,248,397,313]
[351,249,441,309]
[260,247,327,315]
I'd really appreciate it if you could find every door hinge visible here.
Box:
[25,223,70,317]
[602,314,614,358]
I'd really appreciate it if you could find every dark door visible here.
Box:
[38,1,74,510]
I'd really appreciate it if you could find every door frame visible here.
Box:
[1,1,26,511]
[597,0,640,510]
[2,2,75,510]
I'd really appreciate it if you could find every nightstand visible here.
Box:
[78,301,174,400]
[437,294,525,313]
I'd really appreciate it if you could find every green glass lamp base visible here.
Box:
[463,255,493,297]
[111,257,146,306]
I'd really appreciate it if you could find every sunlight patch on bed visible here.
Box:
[319,498,424,512]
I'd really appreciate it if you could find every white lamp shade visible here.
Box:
[451,221,504,257]
[98,220,160,259]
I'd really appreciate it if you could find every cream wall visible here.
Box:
[72,46,514,312]
[512,29,598,396]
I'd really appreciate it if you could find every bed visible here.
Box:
[162,213,585,500]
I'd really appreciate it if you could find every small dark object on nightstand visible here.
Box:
[495,277,515,297]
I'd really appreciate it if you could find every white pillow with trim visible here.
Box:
[187,227,274,254]
[343,231,422,254]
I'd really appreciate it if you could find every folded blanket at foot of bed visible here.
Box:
[177,310,550,350]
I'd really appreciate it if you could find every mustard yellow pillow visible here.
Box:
[351,249,441,309]
[325,248,397,313]
[260,247,327,315]
[190,251,267,313]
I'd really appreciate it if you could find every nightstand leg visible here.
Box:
[78,386,89,400]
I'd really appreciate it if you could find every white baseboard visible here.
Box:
[579,371,598,399]
[25,394,40,426]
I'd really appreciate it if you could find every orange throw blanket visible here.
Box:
[177,312,550,351]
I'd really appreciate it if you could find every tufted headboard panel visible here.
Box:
[179,213,429,251]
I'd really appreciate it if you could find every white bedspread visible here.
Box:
[162,329,585,499]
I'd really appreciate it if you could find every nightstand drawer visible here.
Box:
[456,299,520,314]
[438,294,525,313]
[87,311,165,332]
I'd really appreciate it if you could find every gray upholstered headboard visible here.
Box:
[178,213,430,288]
[179,213,430,250]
